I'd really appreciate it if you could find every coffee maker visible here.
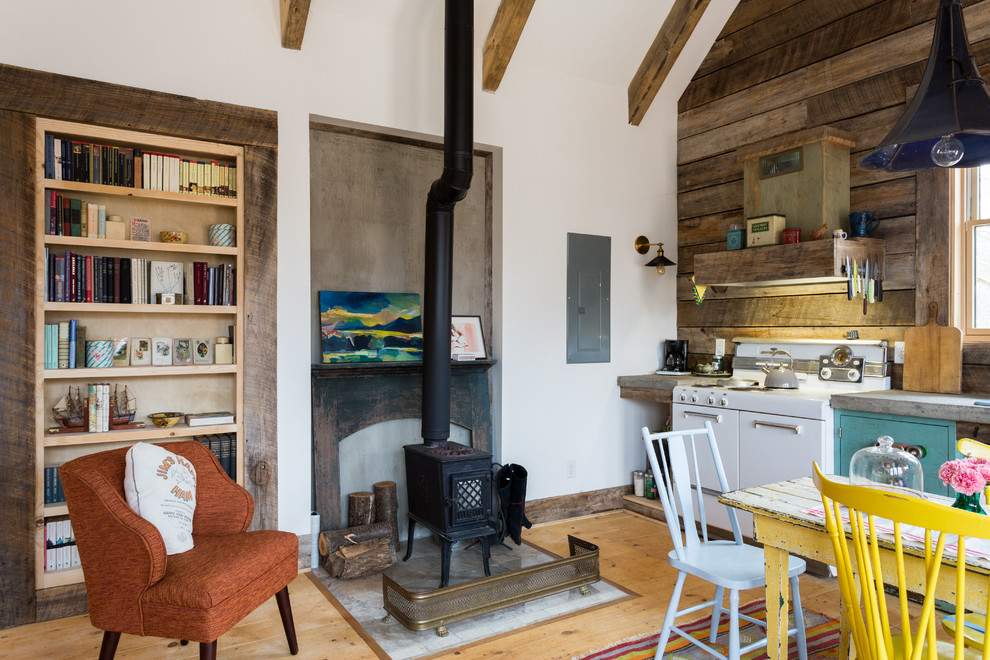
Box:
[660,339,689,374]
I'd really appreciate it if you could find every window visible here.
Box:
[953,165,990,340]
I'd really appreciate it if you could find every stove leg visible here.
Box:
[480,535,491,577]
[402,518,416,562]
[440,539,452,588]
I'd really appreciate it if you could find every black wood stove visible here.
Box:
[402,442,493,588]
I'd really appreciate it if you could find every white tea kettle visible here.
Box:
[763,349,799,389]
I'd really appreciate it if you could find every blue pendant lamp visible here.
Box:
[860,0,990,171]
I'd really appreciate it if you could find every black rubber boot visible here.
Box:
[506,464,532,545]
[495,464,512,545]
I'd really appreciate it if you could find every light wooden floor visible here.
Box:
[1,510,845,659]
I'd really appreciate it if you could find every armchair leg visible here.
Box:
[276,585,300,655]
[98,631,121,660]
[199,640,217,660]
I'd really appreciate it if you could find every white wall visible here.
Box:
[1,0,733,534]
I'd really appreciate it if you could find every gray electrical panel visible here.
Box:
[566,233,610,363]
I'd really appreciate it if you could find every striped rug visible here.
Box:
[577,599,839,660]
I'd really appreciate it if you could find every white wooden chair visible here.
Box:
[642,422,808,660]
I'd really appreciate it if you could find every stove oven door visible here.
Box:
[672,404,740,535]
[737,410,827,490]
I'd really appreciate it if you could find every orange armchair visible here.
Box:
[59,441,299,660]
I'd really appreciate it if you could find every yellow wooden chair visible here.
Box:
[813,463,990,659]
[941,439,990,650]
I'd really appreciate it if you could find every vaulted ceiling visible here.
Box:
[279,0,715,125]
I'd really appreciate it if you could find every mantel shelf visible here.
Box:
[311,359,496,380]
[693,237,884,287]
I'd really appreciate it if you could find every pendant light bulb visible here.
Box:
[932,134,965,167]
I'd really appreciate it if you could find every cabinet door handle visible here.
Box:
[753,420,802,434]
[683,411,722,423]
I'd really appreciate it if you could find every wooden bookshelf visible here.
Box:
[33,118,246,590]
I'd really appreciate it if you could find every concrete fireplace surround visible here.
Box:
[311,360,494,532]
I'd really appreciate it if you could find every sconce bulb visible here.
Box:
[656,264,665,275]
[931,134,964,167]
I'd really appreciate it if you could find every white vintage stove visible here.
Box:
[671,337,891,534]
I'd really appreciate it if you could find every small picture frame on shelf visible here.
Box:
[450,315,487,360]
[111,338,129,367]
[193,337,213,364]
[152,337,172,366]
[173,338,192,365]
[132,338,151,366]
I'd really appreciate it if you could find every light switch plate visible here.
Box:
[894,341,905,364]
[715,338,726,356]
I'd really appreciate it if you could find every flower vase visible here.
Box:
[952,491,987,515]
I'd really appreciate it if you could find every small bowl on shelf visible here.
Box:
[148,412,183,428]
[160,231,188,244]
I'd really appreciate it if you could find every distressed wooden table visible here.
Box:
[719,477,990,660]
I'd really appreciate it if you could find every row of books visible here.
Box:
[195,433,237,480]
[46,250,138,304]
[44,134,237,198]
[44,252,236,307]
[44,319,86,369]
[45,519,80,572]
[44,466,65,505]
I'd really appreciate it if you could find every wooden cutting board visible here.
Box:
[902,302,962,393]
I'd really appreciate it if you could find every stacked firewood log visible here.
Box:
[319,481,399,579]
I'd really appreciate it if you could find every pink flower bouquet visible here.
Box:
[939,457,990,496]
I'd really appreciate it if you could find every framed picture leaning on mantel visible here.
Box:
[450,315,487,360]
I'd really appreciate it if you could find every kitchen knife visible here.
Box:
[846,256,853,300]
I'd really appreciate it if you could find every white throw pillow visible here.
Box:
[124,443,197,555]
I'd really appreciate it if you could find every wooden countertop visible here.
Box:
[830,389,990,424]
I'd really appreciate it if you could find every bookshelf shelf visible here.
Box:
[43,504,69,517]
[42,178,239,207]
[40,567,84,589]
[44,302,237,314]
[44,234,238,256]
[44,423,239,447]
[34,118,245,590]
[44,364,237,379]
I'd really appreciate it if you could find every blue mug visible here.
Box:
[849,211,879,237]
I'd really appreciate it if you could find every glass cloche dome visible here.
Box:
[850,435,924,495]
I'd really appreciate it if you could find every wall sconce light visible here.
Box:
[635,235,676,275]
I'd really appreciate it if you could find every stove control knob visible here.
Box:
[679,393,687,402]
[707,396,716,405]
[691,394,699,403]
[820,367,832,380]
[719,398,728,407]
[847,369,860,381]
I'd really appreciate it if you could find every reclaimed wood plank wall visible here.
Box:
[675,0,990,392]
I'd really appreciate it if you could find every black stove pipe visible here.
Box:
[422,0,474,448]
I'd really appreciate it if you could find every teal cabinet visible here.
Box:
[833,409,957,497]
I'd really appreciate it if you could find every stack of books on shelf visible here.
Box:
[44,519,79,572]
[44,249,143,304]
[184,261,236,306]
[193,429,237,480]
[44,320,85,369]
[43,466,65,505]
[44,134,237,198]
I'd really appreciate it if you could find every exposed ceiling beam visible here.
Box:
[628,0,711,126]
[280,0,311,50]
[483,0,536,92]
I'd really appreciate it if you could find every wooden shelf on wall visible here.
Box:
[693,237,884,287]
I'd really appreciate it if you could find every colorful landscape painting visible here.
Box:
[319,291,423,363]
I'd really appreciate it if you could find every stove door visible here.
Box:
[737,410,827,489]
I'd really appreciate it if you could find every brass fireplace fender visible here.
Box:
[382,535,600,637]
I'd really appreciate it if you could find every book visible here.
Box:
[57,321,69,369]
[69,198,81,237]
[219,433,234,479]
[68,319,77,369]
[185,411,235,427]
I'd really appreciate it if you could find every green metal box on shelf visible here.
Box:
[833,409,958,497]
